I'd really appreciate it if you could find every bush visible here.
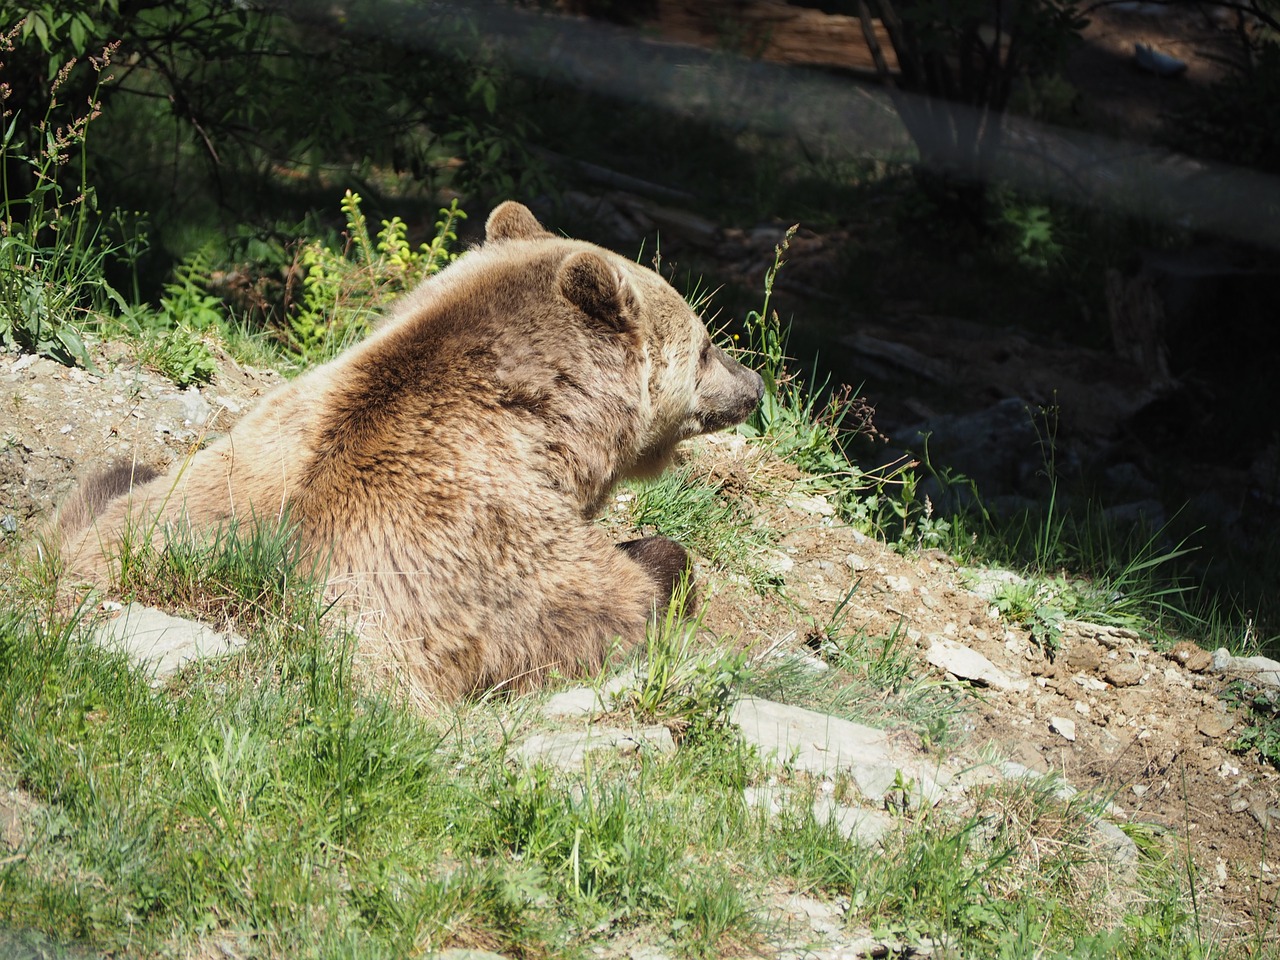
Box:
[0,1,542,265]
[286,192,466,364]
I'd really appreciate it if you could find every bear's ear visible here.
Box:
[486,202,550,242]
[556,251,637,333]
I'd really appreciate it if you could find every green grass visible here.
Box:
[104,512,316,633]
[0,574,1239,958]
[0,585,760,958]
[0,424,1267,959]
[624,465,778,592]
[745,618,964,749]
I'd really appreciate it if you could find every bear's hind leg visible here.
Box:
[56,461,161,539]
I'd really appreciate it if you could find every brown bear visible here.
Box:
[56,201,764,700]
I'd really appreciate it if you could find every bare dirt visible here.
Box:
[0,343,280,530]
[3,340,1278,946]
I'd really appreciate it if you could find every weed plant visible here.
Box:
[123,246,225,386]
[613,580,749,747]
[957,408,1200,651]
[736,225,870,479]
[0,27,121,368]
[730,226,955,552]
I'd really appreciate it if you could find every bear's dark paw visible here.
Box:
[616,535,697,618]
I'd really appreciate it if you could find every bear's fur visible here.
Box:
[57,202,764,700]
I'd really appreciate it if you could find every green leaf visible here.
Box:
[55,326,96,372]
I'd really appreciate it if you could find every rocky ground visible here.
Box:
[3,339,1280,956]
[683,431,1280,947]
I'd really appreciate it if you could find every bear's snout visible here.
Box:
[695,345,765,433]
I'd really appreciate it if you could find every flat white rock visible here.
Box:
[1212,649,1280,688]
[515,726,674,769]
[926,638,1024,691]
[1049,716,1078,742]
[90,603,245,682]
[730,696,946,805]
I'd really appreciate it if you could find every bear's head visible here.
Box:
[486,202,765,480]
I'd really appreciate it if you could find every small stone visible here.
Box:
[812,795,895,846]
[542,687,601,718]
[1091,817,1140,868]
[91,603,246,682]
[846,553,870,572]
[515,725,674,769]
[789,493,834,516]
[1105,661,1144,687]
[963,568,1027,601]
[1065,620,1141,649]
[1009,740,1049,774]
[1132,784,1148,798]
[1,798,25,849]
[1231,798,1250,814]
[1064,643,1102,673]
[1250,801,1273,830]
[884,574,913,593]
[1170,641,1212,672]
[1075,701,1091,716]
[764,550,795,576]
[1049,717,1077,741]
[1197,712,1236,739]
[780,892,845,939]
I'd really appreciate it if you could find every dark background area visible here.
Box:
[4,0,1278,641]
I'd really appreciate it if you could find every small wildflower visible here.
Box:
[1,21,22,52]
[51,58,77,95]
[89,41,120,71]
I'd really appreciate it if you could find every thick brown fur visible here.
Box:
[58,202,763,701]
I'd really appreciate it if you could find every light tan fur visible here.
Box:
[58,202,763,700]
